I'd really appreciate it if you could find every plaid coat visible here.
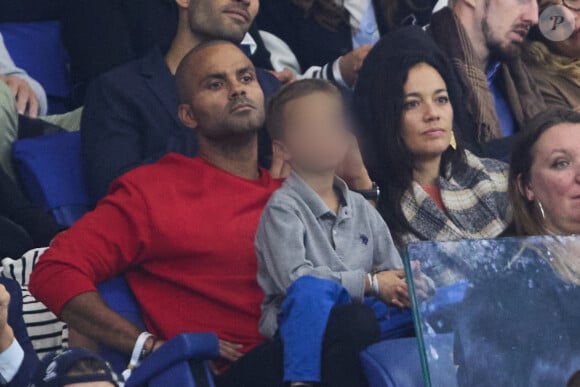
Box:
[401,151,512,245]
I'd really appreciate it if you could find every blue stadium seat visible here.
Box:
[12,131,90,227]
[0,21,71,114]
[361,334,456,387]
[126,333,219,387]
[98,277,147,375]
[98,277,218,386]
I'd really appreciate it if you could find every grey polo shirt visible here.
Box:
[255,171,402,338]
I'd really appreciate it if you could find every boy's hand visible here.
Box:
[411,261,435,301]
[376,270,411,308]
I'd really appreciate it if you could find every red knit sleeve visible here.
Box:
[29,175,152,317]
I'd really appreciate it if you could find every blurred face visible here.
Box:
[276,92,351,174]
[183,0,259,43]
[524,122,580,235]
[181,44,265,139]
[401,63,454,161]
[479,0,539,58]
[540,0,580,58]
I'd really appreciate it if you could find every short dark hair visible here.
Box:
[509,108,580,236]
[266,79,341,141]
[175,40,242,105]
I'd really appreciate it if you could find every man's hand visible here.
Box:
[218,339,243,362]
[338,44,373,88]
[376,270,410,309]
[270,67,296,85]
[0,74,40,118]
[336,134,372,191]
[0,285,14,352]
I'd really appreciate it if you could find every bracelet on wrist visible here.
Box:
[371,273,380,297]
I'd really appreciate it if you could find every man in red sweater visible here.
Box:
[30,39,281,363]
[30,41,377,386]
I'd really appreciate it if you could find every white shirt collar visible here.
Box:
[241,33,258,55]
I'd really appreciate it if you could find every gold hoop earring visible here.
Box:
[538,201,546,220]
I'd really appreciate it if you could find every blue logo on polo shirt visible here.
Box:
[360,234,369,246]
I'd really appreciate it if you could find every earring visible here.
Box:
[538,201,546,220]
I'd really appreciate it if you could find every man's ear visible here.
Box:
[272,140,291,162]
[178,104,198,130]
[517,174,535,202]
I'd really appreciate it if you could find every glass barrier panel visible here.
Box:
[404,236,580,387]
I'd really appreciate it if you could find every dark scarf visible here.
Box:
[430,8,546,142]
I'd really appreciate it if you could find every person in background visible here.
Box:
[354,27,511,248]
[0,278,39,386]
[257,0,438,88]
[507,108,580,237]
[30,41,375,387]
[0,34,46,119]
[454,108,580,387]
[523,0,579,110]
[30,348,121,387]
[0,167,64,258]
[0,32,47,179]
[0,33,82,179]
[81,0,281,204]
[428,0,546,160]
[60,1,275,106]
[256,79,408,387]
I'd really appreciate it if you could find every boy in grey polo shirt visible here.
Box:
[255,79,409,387]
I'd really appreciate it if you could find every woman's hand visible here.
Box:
[336,134,373,191]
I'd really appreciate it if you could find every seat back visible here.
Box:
[12,132,90,227]
[0,21,71,113]
[125,333,219,387]
[98,277,218,387]
[361,335,456,387]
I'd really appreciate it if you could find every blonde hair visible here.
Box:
[508,237,580,286]
[523,41,580,85]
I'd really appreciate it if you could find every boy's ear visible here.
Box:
[272,140,292,162]
[178,104,199,130]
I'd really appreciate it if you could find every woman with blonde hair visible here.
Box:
[523,0,580,109]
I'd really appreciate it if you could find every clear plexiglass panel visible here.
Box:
[404,236,580,387]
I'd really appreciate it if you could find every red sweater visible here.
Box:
[30,154,282,353]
